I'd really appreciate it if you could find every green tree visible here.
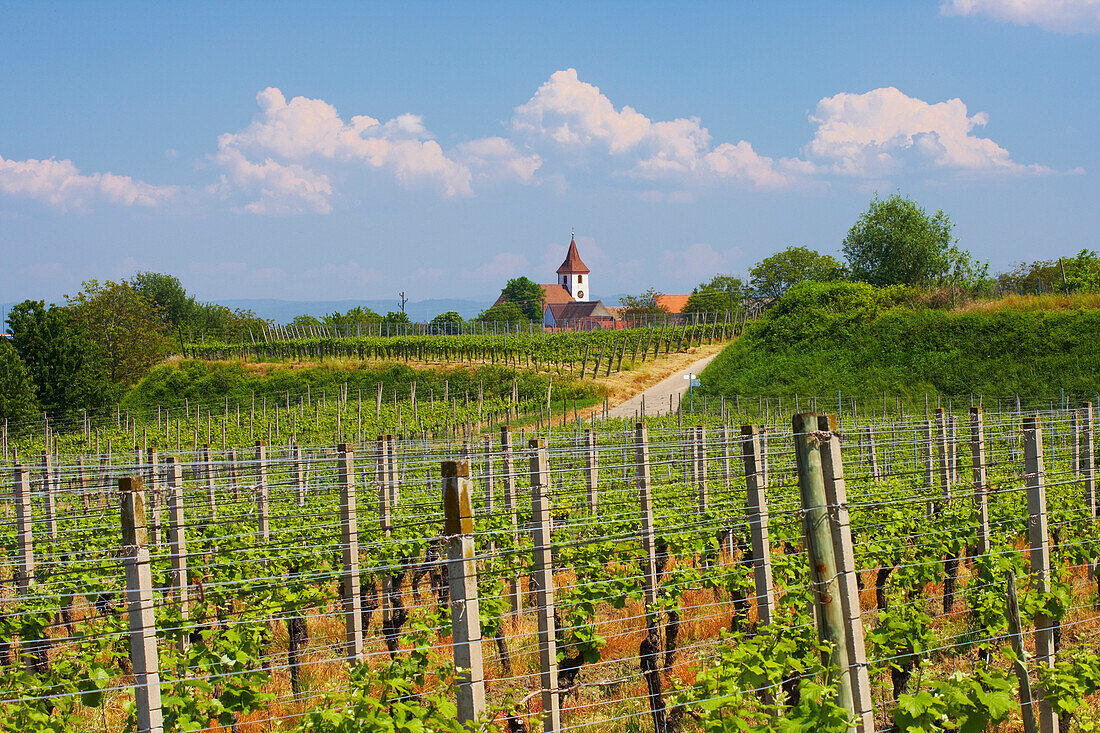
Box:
[749,246,844,301]
[619,288,669,321]
[383,311,410,325]
[130,271,194,328]
[291,313,322,328]
[842,193,984,289]
[67,280,170,385]
[431,311,464,325]
[0,339,39,424]
[323,306,382,328]
[683,275,746,315]
[6,300,113,417]
[475,302,530,324]
[499,276,545,322]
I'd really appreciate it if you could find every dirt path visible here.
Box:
[604,350,721,419]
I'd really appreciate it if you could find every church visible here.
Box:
[493,233,688,329]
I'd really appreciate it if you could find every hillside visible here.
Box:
[700,282,1100,402]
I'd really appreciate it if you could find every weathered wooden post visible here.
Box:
[255,443,269,545]
[792,413,853,720]
[529,437,561,732]
[720,425,731,486]
[970,407,991,556]
[1081,404,1096,581]
[817,415,874,733]
[294,445,305,507]
[501,426,521,618]
[482,435,495,511]
[146,448,160,546]
[740,425,774,627]
[338,444,364,664]
[442,460,487,724]
[1023,415,1059,733]
[635,422,667,731]
[14,465,33,592]
[868,424,880,480]
[935,408,951,509]
[1006,571,1039,733]
[119,476,164,733]
[165,457,189,648]
[584,428,599,514]
[923,420,936,516]
[42,452,57,541]
[696,425,708,513]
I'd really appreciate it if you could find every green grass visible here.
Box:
[700,281,1100,402]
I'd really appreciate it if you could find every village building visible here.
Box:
[493,233,691,329]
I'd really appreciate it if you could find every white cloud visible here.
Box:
[454,137,542,183]
[805,87,1055,177]
[940,0,1100,33]
[215,87,474,213]
[512,68,806,189]
[0,154,177,210]
[212,147,333,214]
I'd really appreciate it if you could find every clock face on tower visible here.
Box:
[578,290,584,298]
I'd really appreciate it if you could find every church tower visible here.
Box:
[556,233,591,302]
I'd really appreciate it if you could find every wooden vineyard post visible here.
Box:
[635,422,667,731]
[760,426,770,488]
[1071,410,1080,476]
[740,425,774,627]
[1022,415,1059,733]
[792,413,853,720]
[14,465,33,592]
[720,425,731,486]
[923,420,936,516]
[696,425,708,513]
[338,444,364,664]
[441,461,487,724]
[255,443,269,545]
[204,445,218,520]
[501,426,521,618]
[387,434,399,502]
[816,415,875,733]
[1081,404,1096,581]
[294,445,305,507]
[970,408,991,556]
[119,476,164,733]
[42,452,57,541]
[147,448,160,546]
[166,457,189,647]
[482,435,494,512]
[584,428,598,514]
[1006,571,1039,733]
[528,438,561,733]
[868,424,880,480]
[935,408,951,509]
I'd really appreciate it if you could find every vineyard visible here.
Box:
[2,399,1099,732]
[182,323,736,375]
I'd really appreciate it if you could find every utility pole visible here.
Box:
[398,291,409,315]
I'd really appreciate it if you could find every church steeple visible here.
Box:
[556,232,590,302]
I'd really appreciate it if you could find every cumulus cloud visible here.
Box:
[214,87,476,213]
[0,154,177,210]
[940,0,1100,34]
[454,137,542,183]
[805,87,1055,177]
[512,68,807,190]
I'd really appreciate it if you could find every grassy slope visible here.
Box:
[700,282,1100,401]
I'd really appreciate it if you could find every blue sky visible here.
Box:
[1,1,1096,308]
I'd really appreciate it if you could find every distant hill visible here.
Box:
[218,298,490,323]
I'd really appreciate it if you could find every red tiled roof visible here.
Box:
[556,236,590,275]
[656,294,690,314]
